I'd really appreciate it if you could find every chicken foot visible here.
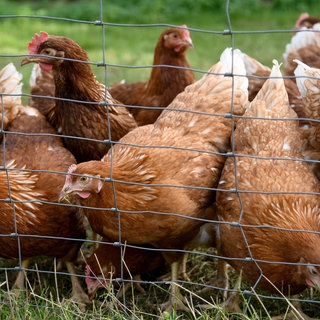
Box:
[159,252,191,282]
[65,261,91,309]
[116,274,146,298]
[12,259,31,293]
[196,258,229,302]
[160,261,189,313]
[220,271,243,314]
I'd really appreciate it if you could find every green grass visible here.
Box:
[1,1,320,319]
[1,1,318,93]
[1,248,320,319]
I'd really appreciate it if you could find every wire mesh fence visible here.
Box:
[1,0,320,319]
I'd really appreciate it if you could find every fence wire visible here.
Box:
[1,0,320,318]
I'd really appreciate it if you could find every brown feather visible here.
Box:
[59,48,249,264]
[283,23,320,77]
[0,107,85,261]
[109,25,195,126]
[28,65,57,128]
[217,61,320,295]
[22,33,137,163]
[0,61,85,276]
[58,48,249,309]
[294,60,320,179]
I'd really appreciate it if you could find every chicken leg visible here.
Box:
[65,261,91,307]
[12,259,30,291]
[161,260,188,312]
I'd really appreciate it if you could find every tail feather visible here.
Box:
[29,64,42,88]
[188,47,248,98]
[210,48,247,83]
[237,60,299,156]
[246,59,294,121]
[294,59,320,122]
[242,53,271,77]
[0,63,24,128]
[254,59,289,109]
[294,59,320,99]
[284,23,320,60]
[283,23,320,76]
[0,63,23,99]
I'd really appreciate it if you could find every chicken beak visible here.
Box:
[186,37,194,49]
[21,56,40,66]
[308,276,320,290]
[58,189,72,203]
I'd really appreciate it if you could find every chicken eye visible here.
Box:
[79,176,89,183]
[308,265,319,276]
[42,49,51,55]
[311,267,318,275]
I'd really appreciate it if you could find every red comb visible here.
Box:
[68,164,77,174]
[28,31,49,54]
[65,164,77,185]
[85,264,94,287]
[85,264,92,277]
[295,12,309,28]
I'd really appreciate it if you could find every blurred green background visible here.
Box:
[1,0,318,92]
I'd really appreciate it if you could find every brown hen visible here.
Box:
[294,59,320,179]
[283,22,320,78]
[216,60,320,317]
[109,25,195,126]
[58,48,249,311]
[21,32,137,163]
[0,63,88,306]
